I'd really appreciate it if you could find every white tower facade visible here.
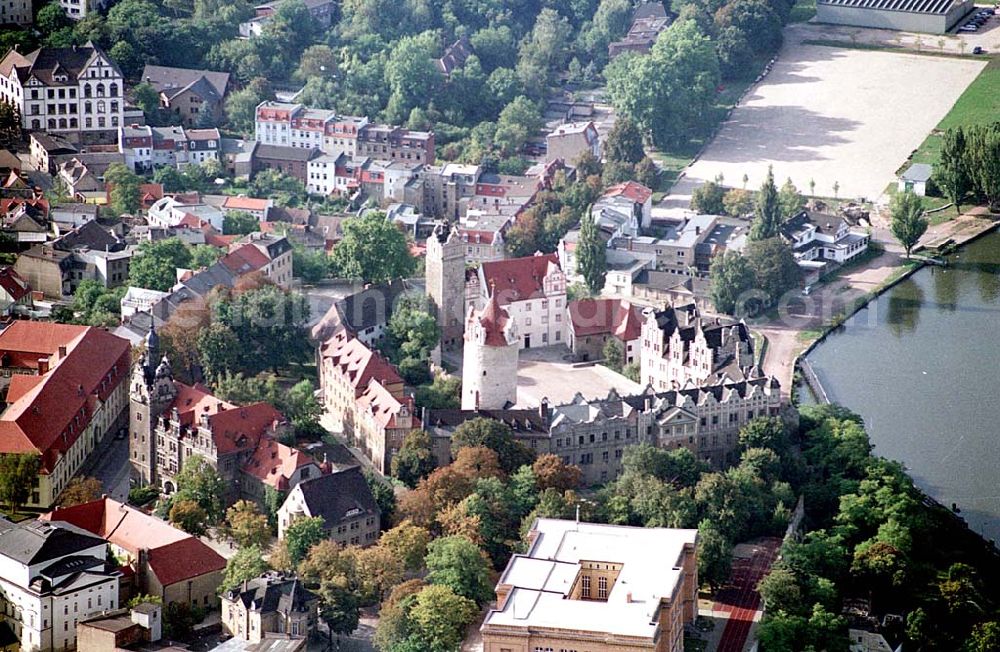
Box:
[462,291,519,410]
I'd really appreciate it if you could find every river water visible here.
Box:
[803,229,1000,545]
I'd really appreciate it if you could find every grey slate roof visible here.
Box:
[0,520,106,566]
[226,574,316,615]
[295,466,379,526]
[141,65,230,102]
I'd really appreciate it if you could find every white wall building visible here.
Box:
[462,291,519,410]
[0,42,123,134]
[146,196,225,232]
[0,520,119,652]
[472,253,567,350]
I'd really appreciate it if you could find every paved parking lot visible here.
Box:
[673,30,985,205]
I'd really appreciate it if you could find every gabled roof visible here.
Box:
[225,574,317,615]
[480,253,562,305]
[165,381,284,456]
[43,497,188,552]
[0,266,31,301]
[220,243,270,275]
[2,42,121,86]
[319,331,402,398]
[141,65,230,102]
[0,324,131,471]
[356,377,413,429]
[243,439,319,491]
[436,36,473,75]
[147,537,226,587]
[568,298,643,340]
[0,520,106,566]
[223,196,271,212]
[603,181,652,205]
[291,466,379,526]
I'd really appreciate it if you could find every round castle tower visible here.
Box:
[462,288,518,410]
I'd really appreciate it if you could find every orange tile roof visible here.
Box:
[0,266,31,302]
[147,537,226,587]
[320,331,402,399]
[568,298,644,341]
[242,439,319,491]
[480,253,561,305]
[166,382,283,455]
[223,196,269,212]
[0,324,130,470]
[357,378,413,429]
[603,181,652,205]
[219,243,270,275]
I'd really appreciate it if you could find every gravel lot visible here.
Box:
[675,40,986,204]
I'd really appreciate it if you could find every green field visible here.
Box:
[909,58,1000,168]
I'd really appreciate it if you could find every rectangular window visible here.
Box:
[581,576,590,599]
[598,576,608,599]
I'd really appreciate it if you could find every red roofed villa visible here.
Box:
[566,298,644,365]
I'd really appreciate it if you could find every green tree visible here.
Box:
[451,417,535,473]
[0,102,20,152]
[690,181,726,214]
[223,210,259,236]
[220,545,270,592]
[494,96,543,157]
[697,519,732,590]
[190,244,222,269]
[380,520,432,572]
[220,285,310,375]
[516,8,572,98]
[425,535,494,605]
[284,516,326,567]
[129,238,193,292]
[750,166,782,240]
[318,575,361,646]
[602,337,624,373]
[407,585,478,652]
[723,188,754,217]
[605,20,720,149]
[889,190,927,258]
[757,566,802,613]
[225,500,270,548]
[739,416,789,453]
[604,115,645,165]
[36,2,71,35]
[130,81,161,117]
[57,477,103,507]
[745,238,801,307]
[0,454,40,513]
[778,177,804,219]
[937,126,970,213]
[331,211,415,283]
[709,251,755,316]
[365,470,396,526]
[174,455,226,522]
[576,212,607,295]
[226,78,273,133]
[169,498,209,535]
[197,324,241,381]
[414,374,461,410]
[291,244,329,283]
[965,123,1000,210]
[966,621,1000,652]
[105,163,142,216]
[384,31,442,124]
[392,430,437,487]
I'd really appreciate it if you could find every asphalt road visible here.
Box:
[82,430,131,502]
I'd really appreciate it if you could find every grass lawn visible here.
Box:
[909,58,1000,168]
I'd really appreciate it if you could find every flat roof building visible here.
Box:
[816,0,974,33]
[481,518,698,652]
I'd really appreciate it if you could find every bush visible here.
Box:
[128,485,159,506]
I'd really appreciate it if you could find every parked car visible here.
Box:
[973,46,985,54]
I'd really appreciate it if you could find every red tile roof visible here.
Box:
[0,197,49,217]
[0,266,31,302]
[147,537,226,587]
[480,253,562,305]
[43,497,225,586]
[242,439,319,491]
[0,324,130,470]
[219,243,270,275]
[320,331,403,398]
[357,377,413,429]
[568,298,644,341]
[470,291,512,347]
[604,181,652,205]
[167,382,283,455]
[223,196,270,212]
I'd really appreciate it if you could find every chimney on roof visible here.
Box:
[38,357,49,374]
[626,591,633,603]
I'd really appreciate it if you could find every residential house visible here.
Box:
[58,0,109,19]
[481,519,697,652]
[566,298,644,365]
[0,265,32,315]
[76,603,162,652]
[595,181,652,237]
[225,232,292,288]
[471,253,568,350]
[14,220,126,298]
[119,286,169,319]
[240,0,335,37]
[608,1,672,57]
[118,125,220,173]
[2,198,49,247]
[42,497,226,609]
[0,42,124,135]
[545,121,600,164]
[0,149,22,174]
[0,322,131,509]
[898,162,932,196]
[435,36,473,77]
[639,303,755,391]
[222,195,272,222]
[251,143,322,185]
[457,216,508,265]
[241,438,326,505]
[311,278,413,347]
[140,65,231,127]
[0,0,30,25]
[221,573,318,643]
[780,209,870,279]
[50,203,98,231]
[29,133,78,174]
[0,519,120,652]
[146,195,224,232]
[276,466,380,545]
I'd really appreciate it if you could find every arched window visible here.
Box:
[84,84,91,98]
[69,118,78,128]
[47,119,56,129]
[96,83,105,97]
[96,100,105,114]
[31,119,40,130]
[58,118,67,129]
[109,83,118,97]
[84,101,92,114]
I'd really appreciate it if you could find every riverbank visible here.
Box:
[756,210,998,395]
